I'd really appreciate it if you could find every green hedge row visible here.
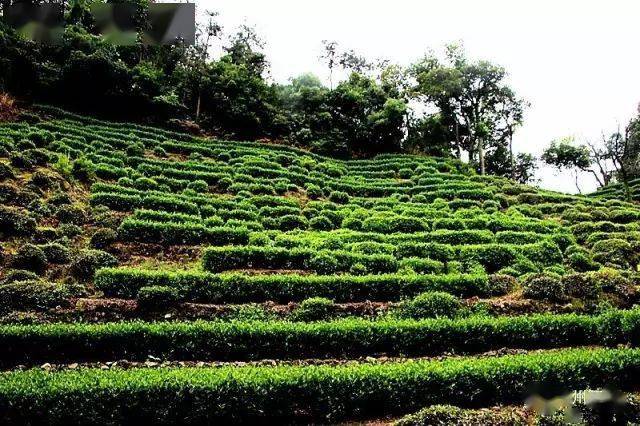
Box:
[200,241,563,274]
[125,208,562,248]
[117,219,249,246]
[202,245,400,273]
[1,347,639,423]
[0,310,639,366]
[94,268,492,302]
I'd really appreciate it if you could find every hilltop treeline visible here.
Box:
[0,1,535,180]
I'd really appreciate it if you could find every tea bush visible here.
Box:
[398,292,462,319]
[137,286,180,310]
[69,249,118,281]
[290,297,336,321]
[10,244,47,274]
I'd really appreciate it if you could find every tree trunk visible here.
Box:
[509,133,515,181]
[619,165,632,202]
[478,138,485,175]
[574,172,582,194]
[587,170,605,189]
[196,91,201,121]
[454,121,462,160]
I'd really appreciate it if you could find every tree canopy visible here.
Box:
[0,4,535,181]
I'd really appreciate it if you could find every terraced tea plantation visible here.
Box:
[3,106,640,423]
[591,177,640,202]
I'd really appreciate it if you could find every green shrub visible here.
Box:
[29,148,50,166]
[10,244,47,274]
[71,157,96,182]
[1,270,39,285]
[0,163,14,180]
[226,304,275,321]
[0,138,15,157]
[273,181,288,195]
[3,311,640,368]
[328,191,350,204]
[125,143,144,157]
[137,286,180,310]
[133,177,158,191]
[399,292,461,319]
[592,239,635,269]
[395,404,524,426]
[90,228,117,249]
[512,258,539,275]
[117,177,134,187]
[488,274,517,295]
[568,250,600,272]
[459,244,518,273]
[544,264,566,276]
[398,168,413,179]
[58,223,83,238]
[399,258,444,274]
[16,139,36,151]
[27,131,51,147]
[27,199,51,219]
[0,206,36,237]
[69,250,118,281]
[396,242,455,262]
[342,217,363,230]
[0,324,638,410]
[349,262,368,275]
[48,191,72,206]
[39,243,70,264]
[216,152,231,162]
[33,227,59,244]
[496,267,519,277]
[203,215,224,227]
[152,146,167,157]
[117,219,249,246]
[305,184,323,199]
[29,170,56,189]
[0,280,69,313]
[589,268,632,294]
[52,154,72,178]
[523,240,564,266]
[9,152,34,170]
[290,297,336,321]
[55,204,86,225]
[308,252,339,274]
[411,194,427,203]
[522,274,566,302]
[550,233,576,252]
[187,180,208,192]
[563,273,600,300]
[276,215,308,231]
[309,216,333,231]
[188,152,203,161]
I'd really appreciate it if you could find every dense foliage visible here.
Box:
[0,3,534,180]
[1,108,640,422]
[1,347,640,423]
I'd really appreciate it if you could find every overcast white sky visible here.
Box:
[199,0,640,194]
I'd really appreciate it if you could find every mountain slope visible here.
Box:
[1,106,640,423]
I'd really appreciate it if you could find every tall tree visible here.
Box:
[320,40,338,90]
[411,43,527,175]
[542,137,593,193]
[186,11,223,120]
[543,108,640,199]
[494,88,528,180]
[338,49,372,74]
